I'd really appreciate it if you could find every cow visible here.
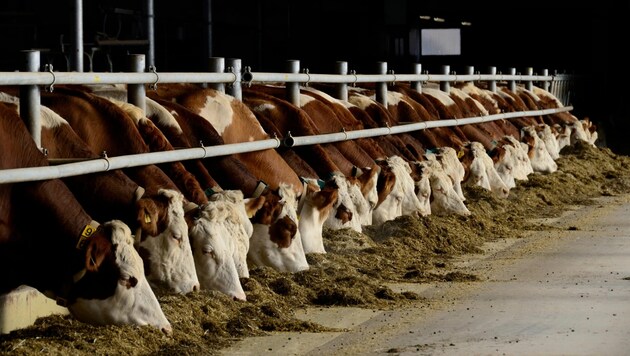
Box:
[146,84,310,272]
[34,87,200,295]
[0,101,171,333]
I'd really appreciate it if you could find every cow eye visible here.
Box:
[121,275,138,289]
[172,232,183,243]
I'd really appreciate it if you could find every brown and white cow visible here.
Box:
[147,84,310,272]
[0,101,171,332]
[36,88,200,295]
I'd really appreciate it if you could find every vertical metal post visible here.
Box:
[542,69,550,92]
[20,50,42,149]
[411,63,422,92]
[226,58,242,101]
[465,65,474,84]
[440,65,450,93]
[525,67,533,91]
[488,66,497,92]
[146,0,155,69]
[286,60,300,106]
[73,0,83,72]
[128,54,146,114]
[335,61,348,101]
[508,67,516,92]
[375,61,387,107]
[208,57,225,93]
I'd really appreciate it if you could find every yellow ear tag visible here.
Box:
[144,214,152,224]
[457,150,464,159]
[76,224,96,250]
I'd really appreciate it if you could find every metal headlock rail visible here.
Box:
[0,51,576,184]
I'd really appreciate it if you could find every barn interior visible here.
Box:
[1,0,627,154]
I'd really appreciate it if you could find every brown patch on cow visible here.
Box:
[334,203,353,224]
[244,196,266,219]
[6,142,630,355]
[375,161,397,208]
[269,215,297,248]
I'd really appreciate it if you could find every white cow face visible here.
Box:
[554,124,572,152]
[188,201,247,301]
[411,161,432,216]
[136,188,200,295]
[296,178,338,254]
[429,147,466,202]
[492,145,517,189]
[69,220,172,333]
[537,124,560,160]
[208,190,254,278]
[324,174,363,233]
[522,127,558,174]
[248,184,309,273]
[425,160,471,216]
[503,135,534,180]
[470,141,510,198]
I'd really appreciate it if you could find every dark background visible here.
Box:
[1,0,628,154]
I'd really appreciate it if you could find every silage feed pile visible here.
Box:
[3,141,630,355]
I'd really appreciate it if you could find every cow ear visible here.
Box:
[136,199,159,237]
[244,196,265,218]
[84,231,108,272]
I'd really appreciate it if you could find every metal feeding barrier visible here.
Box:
[0,51,576,184]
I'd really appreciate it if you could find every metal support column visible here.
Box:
[20,50,42,149]
[128,54,146,114]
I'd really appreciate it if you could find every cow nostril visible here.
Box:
[193,284,200,292]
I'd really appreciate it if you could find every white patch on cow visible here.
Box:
[427,147,466,201]
[532,86,564,108]
[296,178,329,254]
[421,87,457,108]
[68,220,171,331]
[188,201,247,301]
[424,159,471,216]
[503,135,534,179]
[324,174,363,232]
[450,87,489,116]
[493,144,517,189]
[298,93,317,107]
[459,83,501,112]
[248,184,309,273]
[470,141,510,198]
[537,124,560,160]
[198,94,235,136]
[250,102,277,113]
[208,190,254,278]
[521,126,558,174]
[554,124,572,151]
[385,91,405,106]
[138,188,200,295]
[145,97,184,134]
[389,156,425,216]
[347,93,376,110]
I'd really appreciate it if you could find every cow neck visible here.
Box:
[50,220,101,307]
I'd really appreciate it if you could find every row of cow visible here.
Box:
[0,78,597,334]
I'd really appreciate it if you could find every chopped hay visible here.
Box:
[3,140,630,355]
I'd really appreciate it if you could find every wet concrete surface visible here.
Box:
[221,195,630,356]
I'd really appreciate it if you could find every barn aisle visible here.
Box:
[221,194,630,355]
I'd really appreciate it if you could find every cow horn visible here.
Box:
[134,186,146,201]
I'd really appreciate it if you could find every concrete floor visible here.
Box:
[221,194,630,356]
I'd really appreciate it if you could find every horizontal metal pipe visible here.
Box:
[0,138,281,184]
[0,71,555,86]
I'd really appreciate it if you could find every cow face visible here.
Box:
[297,178,338,254]
[324,174,362,232]
[431,147,466,202]
[522,127,558,174]
[410,161,432,216]
[68,220,172,333]
[187,201,246,301]
[470,141,510,198]
[425,160,471,216]
[536,124,560,160]
[248,184,309,273]
[209,189,260,278]
[491,144,517,189]
[135,188,199,295]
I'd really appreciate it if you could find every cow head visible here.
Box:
[297,177,339,254]
[468,141,510,198]
[521,126,558,174]
[134,188,199,295]
[425,159,471,216]
[324,173,363,232]
[66,220,172,334]
[248,184,309,273]
[186,201,247,301]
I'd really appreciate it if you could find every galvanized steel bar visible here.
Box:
[226,58,242,101]
[19,50,42,149]
[440,65,450,93]
[335,61,348,101]
[410,63,422,92]
[146,0,155,68]
[208,57,226,92]
[73,0,84,72]
[525,67,534,91]
[0,138,282,184]
[127,54,146,114]
[488,66,497,92]
[464,66,474,83]
[286,60,300,106]
[375,62,387,106]
[508,67,517,92]
[542,69,550,92]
